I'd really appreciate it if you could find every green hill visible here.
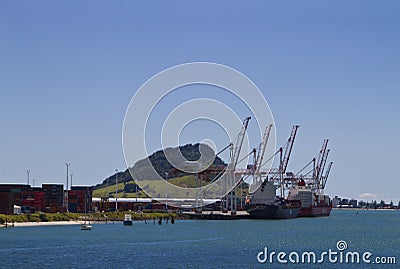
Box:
[93,143,227,198]
[92,174,211,198]
[93,174,249,199]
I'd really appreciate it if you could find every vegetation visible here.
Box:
[0,213,79,224]
[92,181,147,198]
[0,212,179,224]
[167,175,208,188]
[130,143,226,181]
[93,143,227,192]
[92,174,212,198]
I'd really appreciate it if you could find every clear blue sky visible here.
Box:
[1,1,399,203]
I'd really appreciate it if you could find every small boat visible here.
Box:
[123,214,133,226]
[80,223,92,230]
[80,193,92,230]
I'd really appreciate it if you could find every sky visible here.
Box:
[1,1,399,203]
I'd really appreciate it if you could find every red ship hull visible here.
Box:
[298,205,332,217]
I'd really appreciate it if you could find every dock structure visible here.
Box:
[183,210,251,220]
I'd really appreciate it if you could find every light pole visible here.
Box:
[65,163,70,190]
[32,178,36,187]
[65,162,70,212]
[240,178,243,210]
[106,175,109,211]
[27,169,30,185]
[135,180,138,202]
[70,173,73,189]
[115,169,118,212]
[165,172,168,211]
[195,171,198,210]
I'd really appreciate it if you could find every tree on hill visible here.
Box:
[94,143,226,190]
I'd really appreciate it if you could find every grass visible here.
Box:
[92,175,249,199]
[0,212,179,224]
[168,175,208,188]
[0,213,80,223]
[93,180,147,198]
[93,175,210,198]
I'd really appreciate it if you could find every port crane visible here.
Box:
[259,125,299,197]
[280,125,299,176]
[253,124,273,181]
[218,124,274,210]
[223,116,251,214]
[243,125,299,201]
[294,139,333,193]
[230,117,252,171]
[245,124,274,194]
[191,117,251,213]
[313,139,331,192]
[314,139,328,184]
[264,125,299,179]
[277,125,299,197]
[321,161,333,190]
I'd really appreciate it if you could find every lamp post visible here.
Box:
[65,163,70,190]
[106,175,109,211]
[65,162,70,212]
[135,180,138,202]
[165,172,168,211]
[27,169,30,186]
[115,169,118,212]
[70,173,73,189]
[195,171,198,210]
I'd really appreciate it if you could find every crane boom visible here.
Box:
[322,162,333,189]
[230,116,251,170]
[254,124,273,177]
[280,125,299,174]
[314,139,328,181]
[318,149,330,185]
[225,116,251,214]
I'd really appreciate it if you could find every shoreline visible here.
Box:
[2,209,398,228]
[1,219,155,228]
[332,207,399,211]
[2,220,84,228]
[1,220,125,228]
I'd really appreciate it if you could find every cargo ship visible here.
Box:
[246,199,301,219]
[243,126,333,219]
[245,180,301,219]
[287,179,332,217]
[284,138,333,218]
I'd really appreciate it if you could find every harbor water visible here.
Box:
[1,210,399,268]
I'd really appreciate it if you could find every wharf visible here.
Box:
[184,210,251,220]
